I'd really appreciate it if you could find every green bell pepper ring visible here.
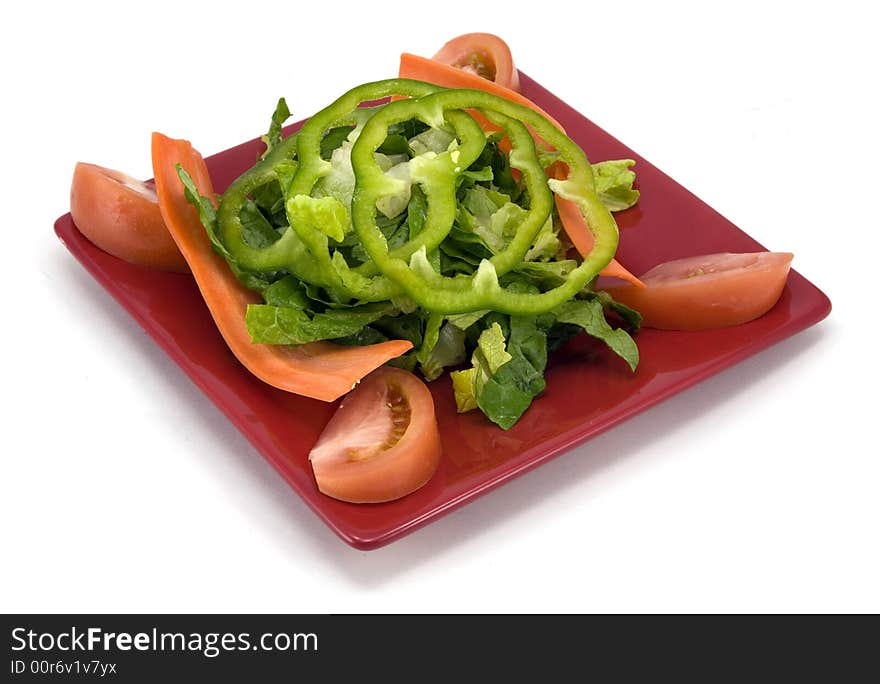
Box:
[218,79,462,302]
[217,81,439,299]
[351,91,552,282]
[349,87,619,314]
[214,79,620,316]
[350,107,486,278]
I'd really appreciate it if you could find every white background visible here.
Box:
[2,1,877,613]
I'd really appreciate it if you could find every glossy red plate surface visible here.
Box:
[55,74,831,549]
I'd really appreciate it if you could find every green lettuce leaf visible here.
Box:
[450,319,550,429]
[375,160,412,219]
[461,185,509,217]
[474,202,524,253]
[177,165,274,292]
[513,260,578,288]
[475,316,548,429]
[592,159,640,212]
[468,134,518,197]
[261,97,290,158]
[250,179,285,225]
[238,198,282,248]
[459,186,561,262]
[320,126,354,160]
[451,368,478,413]
[554,298,639,371]
[470,322,511,387]
[544,159,640,212]
[416,313,443,364]
[408,126,456,156]
[523,215,563,262]
[311,132,358,214]
[419,320,467,382]
[407,184,428,238]
[245,302,395,345]
[373,312,423,348]
[286,194,349,243]
[262,275,310,309]
[333,326,390,347]
[594,290,643,331]
[447,310,489,331]
[450,322,510,415]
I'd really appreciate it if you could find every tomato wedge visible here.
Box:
[431,32,521,92]
[400,51,559,127]
[151,132,413,401]
[309,367,442,503]
[601,252,794,330]
[70,162,188,272]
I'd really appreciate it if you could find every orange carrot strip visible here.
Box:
[400,52,561,128]
[151,132,412,402]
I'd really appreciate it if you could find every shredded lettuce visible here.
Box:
[446,294,639,428]
[592,159,640,212]
[514,260,578,288]
[375,161,412,219]
[420,320,467,382]
[313,125,410,218]
[408,126,456,156]
[447,310,489,331]
[287,195,349,243]
[186,98,645,430]
[450,322,512,415]
[450,318,551,429]
[477,316,548,429]
[462,185,509,217]
[312,128,360,210]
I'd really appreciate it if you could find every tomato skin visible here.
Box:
[432,32,521,92]
[602,252,794,330]
[309,367,442,504]
[70,162,188,273]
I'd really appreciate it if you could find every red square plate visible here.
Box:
[55,73,831,549]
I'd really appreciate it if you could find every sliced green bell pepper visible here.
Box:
[214,78,620,315]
